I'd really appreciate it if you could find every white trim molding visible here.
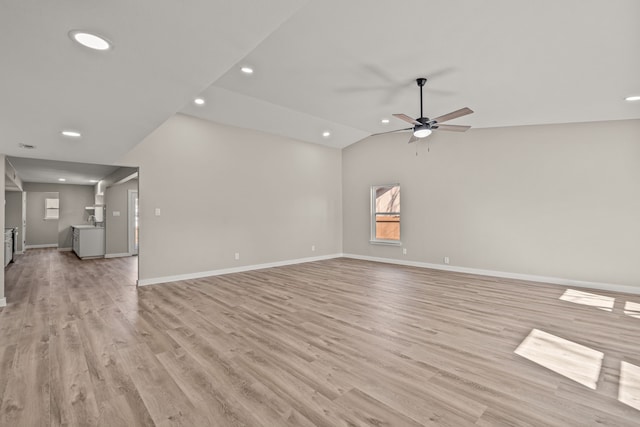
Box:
[25,244,58,249]
[128,189,139,256]
[343,254,640,295]
[0,297,6,307]
[136,251,640,295]
[138,253,342,287]
[105,253,133,259]
[57,247,72,252]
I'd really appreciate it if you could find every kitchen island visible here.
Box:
[71,225,105,259]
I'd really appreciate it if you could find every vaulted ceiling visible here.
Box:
[2,0,639,166]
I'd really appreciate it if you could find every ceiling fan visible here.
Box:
[373,78,474,143]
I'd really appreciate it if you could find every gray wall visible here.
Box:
[5,191,23,252]
[105,179,138,255]
[25,191,58,246]
[96,166,138,205]
[120,114,343,282]
[342,119,640,287]
[24,183,95,249]
[1,155,5,304]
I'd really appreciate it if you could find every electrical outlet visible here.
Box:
[234,252,240,260]
[154,208,161,216]
[444,256,450,265]
[402,248,407,255]
[112,211,120,217]
[311,245,316,252]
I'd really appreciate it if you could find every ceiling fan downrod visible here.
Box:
[417,78,427,121]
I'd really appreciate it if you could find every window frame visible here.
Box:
[370,183,402,246]
[44,197,59,220]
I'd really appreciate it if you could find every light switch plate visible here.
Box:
[155,208,161,216]
[113,211,120,217]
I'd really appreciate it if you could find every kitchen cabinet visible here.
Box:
[72,225,105,259]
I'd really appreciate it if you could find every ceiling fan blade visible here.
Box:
[432,107,474,124]
[393,113,422,126]
[407,134,418,144]
[434,124,471,132]
[371,127,412,136]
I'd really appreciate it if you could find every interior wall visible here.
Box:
[96,166,138,205]
[25,190,58,247]
[4,191,23,252]
[105,178,138,255]
[1,155,5,305]
[119,113,342,282]
[23,183,94,249]
[342,119,640,288]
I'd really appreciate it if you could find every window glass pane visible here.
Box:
[375,213,400,240]
[375,186,400,213]
[45,208,59,219]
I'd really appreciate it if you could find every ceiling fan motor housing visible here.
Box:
[413,118,433,138]
[414,117,433,134]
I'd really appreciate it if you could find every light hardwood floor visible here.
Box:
[1,249,639,426]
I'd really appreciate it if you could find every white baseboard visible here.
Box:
[138,253,342,287]
[15,250,24,255]
[105,253,133,259]
[0,297,6,307]
[57,247,72,252]
[136,251,640,295]
[25,244,58,249]
[343,253,640,295]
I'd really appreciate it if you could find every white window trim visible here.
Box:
[370,184,402,246]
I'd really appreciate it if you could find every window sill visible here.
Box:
[369,240,402,246]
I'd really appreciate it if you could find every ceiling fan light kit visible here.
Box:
[413,127,432,138]
[372,77,474,143]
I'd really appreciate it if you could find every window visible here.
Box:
[44,197,59,220]
[371,184,401,244]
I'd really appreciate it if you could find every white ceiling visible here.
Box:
[7,157,119,185]
[1,0,639,165]
[0,0,306,164]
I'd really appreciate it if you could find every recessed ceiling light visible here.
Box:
[194,98,205,105]
[18,143,36,150]
[241,66,254,74]
[58,178,67,182]
[61,130,82,138]
[625,95,640,101]
[69,30,112,51]
[381,118,390,124]
[322,131,331,138]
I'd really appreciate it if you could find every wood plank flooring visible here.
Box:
[1,249,640,426]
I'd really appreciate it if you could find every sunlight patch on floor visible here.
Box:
[624,301,640,319]
[619,361,640,411]
[515,329,603,389]
[559,289,614,312]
